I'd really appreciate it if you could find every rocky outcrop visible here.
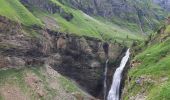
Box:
[46,30,126,99]
[21,0,73,21]
[0,16,125,99]
[59,0,136,20]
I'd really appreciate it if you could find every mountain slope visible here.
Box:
[0,11,128,99]
[0,0,144,45]
[0,0,42,26]
[59,0,167,34]
[122,20,170,100]
[0,65,92,100]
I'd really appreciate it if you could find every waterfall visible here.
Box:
[107,49,130,100]
[104,59,109,100]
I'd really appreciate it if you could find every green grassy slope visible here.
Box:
[60,0,167,34]
[0,66,87,100]
[35,0,144,44]
[0,0,43,26]
[0,0,144,45]
[123,26,170,100]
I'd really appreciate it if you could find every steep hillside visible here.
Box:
[0,0,144,45]
[0,12,127,99]
[122,19,170,100]
[0,0,42,26]
[0,0,144,99]
[0,65,93,100]
[59,0,167,34]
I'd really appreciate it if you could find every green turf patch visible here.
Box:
[0,0,43,26]
[124,38,170,100]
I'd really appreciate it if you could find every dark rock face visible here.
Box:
[21,0,60,13]
[59,0,136,20]
[0,16,125,99]
[47,31,125,99]
[21,0,73,21]
[103,42,109,58]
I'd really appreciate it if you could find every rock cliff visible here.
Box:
[59,0,167,33]
[0,15,126,99]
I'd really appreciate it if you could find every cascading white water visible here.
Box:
[104,59,109,100]
[107,49,130,100]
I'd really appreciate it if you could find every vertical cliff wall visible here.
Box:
[0,15,126,99]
